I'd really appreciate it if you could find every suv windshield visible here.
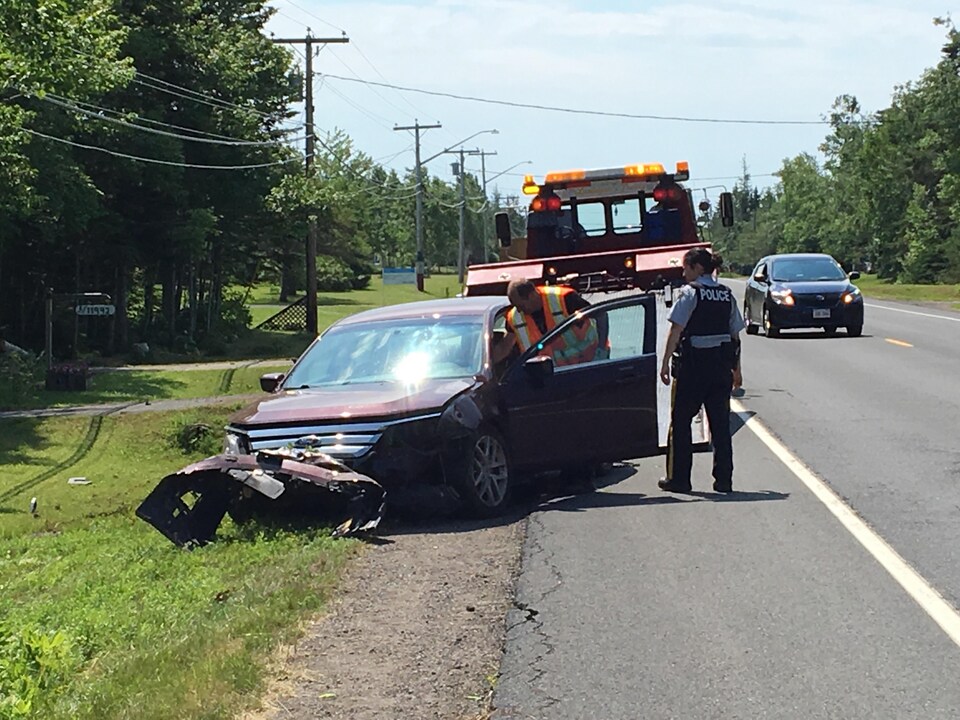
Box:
[284,317,485,388]
[771,257,846,282]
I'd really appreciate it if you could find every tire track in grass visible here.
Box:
[0,405,122,504]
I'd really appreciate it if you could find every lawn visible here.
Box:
[0,364,292,412]
[0,407,357,719]
[854,274,960,307]
[242,273,465,331]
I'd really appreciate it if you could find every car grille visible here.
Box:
[792,292,842,308]
[228,412,442,460]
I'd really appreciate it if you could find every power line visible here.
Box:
[326,47,415,123]
[322,74,830,126]
[273,0,346,34]
[66,44,301,127]
[24,127,305,170]
[44,93,296,144]
[37,94,306,146]
[321,82,394,130]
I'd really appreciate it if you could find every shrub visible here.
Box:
[0,624,80,719]
[315,255,354,292]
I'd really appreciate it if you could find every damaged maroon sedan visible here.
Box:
[222,292,662,516]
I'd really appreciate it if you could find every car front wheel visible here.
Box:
[763,306,780,338]
[744,302,759,335]
[847,324,863,337]
[452,427,511,516]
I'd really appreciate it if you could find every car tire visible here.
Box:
[846,324,863,338]
[763,306,780,338]
[452,426,511,517]
[744,302,759,335]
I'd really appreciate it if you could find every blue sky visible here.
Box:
[265,1,955,198]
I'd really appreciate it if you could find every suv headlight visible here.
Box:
[770,289,795,306]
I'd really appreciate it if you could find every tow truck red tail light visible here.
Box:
[531,192,562,213]
[652,184,685,205]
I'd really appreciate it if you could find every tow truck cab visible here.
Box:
[464,162,735,452]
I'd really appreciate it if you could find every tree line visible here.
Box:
[709,18,960,285]
[0,0,514,358]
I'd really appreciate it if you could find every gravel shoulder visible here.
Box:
[242,515,525,720]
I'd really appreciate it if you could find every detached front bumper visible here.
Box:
[136,445,385,548]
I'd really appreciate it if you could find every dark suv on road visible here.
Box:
[743,253,864,337]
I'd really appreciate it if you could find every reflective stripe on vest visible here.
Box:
[507,286,599,366]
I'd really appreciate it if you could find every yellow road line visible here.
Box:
[885,338,913,348]
[732,399,960,650]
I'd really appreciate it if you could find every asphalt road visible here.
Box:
[495,286,960,719]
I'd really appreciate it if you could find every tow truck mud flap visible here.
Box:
[136,448,385,548]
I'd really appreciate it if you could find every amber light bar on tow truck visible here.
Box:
[522,161,690,196]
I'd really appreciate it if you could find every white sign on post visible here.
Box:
[382,267,416,285]
[75,304,116,317]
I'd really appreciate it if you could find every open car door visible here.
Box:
[499,293,660,472]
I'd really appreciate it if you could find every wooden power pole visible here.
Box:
[272,31,349,334]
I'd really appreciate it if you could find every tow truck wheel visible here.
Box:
[763,306,780,338]
[744,302,759,335]
[454,427,511,517]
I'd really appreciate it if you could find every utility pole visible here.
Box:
[272,31,349,334]
[394,120,442,291]
[453,148,483,283]
[474,149,497,262]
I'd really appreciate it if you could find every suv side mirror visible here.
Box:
[260,372,285,393]
[848,270,861,280]
[719,192,734,228]
[495,212,512,248]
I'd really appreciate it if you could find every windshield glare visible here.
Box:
[284,317,485,388]
[771,257,846,282]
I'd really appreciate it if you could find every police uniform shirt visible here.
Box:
[668,275,746,347]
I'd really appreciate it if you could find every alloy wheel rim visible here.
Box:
[471,435,509,506]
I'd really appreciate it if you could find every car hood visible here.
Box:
[229,376,481,427]
[770,279,852,294]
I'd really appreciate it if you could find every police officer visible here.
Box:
[658,248,744,493]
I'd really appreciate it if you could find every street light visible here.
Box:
[422,129,499,165]
[413,128,498,287]
[483,160,533,193]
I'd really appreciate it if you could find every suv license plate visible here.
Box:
[813,309,831,319]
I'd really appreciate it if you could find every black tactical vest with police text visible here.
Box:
[684,282,733,340]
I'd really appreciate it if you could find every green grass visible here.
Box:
[0,408,357,719]
[0,364,291,412]
[854,274,960,305]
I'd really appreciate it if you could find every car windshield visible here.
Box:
[283,316,485,388]
[771,257,846,282]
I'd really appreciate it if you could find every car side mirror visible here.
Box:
[848,270,861,280]
[523,355,554,383]
[495,212,512,248]
[260,372,285,393]
[719,192,734,228]
[753,271,766,282]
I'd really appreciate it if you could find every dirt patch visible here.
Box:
[242,516,525,720]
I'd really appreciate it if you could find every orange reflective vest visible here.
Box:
[506,286,599,366]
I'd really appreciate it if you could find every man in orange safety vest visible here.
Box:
[493,277,608,367]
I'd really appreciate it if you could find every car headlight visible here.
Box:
[842,287,862,304]
[770,289,795,306]
[224,432,244,455]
